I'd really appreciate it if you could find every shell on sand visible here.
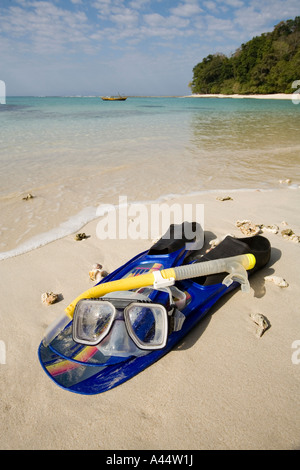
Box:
[264,275,289,287]
[216,196,233,201]
[89,263,102,281]
[250,313,270,337]
[260,224,279,234]
[89,270,101,282]
[281,228,300,243]
[279,178,291,184]
[74,233,88,241]
[41,292,59,305]
[89,264,109,281]
[22,193,34,200]
[208,233,236,249]
[89,269,102,282]
[235,220,260,236]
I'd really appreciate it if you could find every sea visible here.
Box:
[1,95,300,260]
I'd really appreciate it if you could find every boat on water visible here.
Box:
[101,95,127,101]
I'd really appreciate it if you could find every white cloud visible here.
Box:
[170,1,203,17]
[203,1,218,12]
[205,15,234,31]
[233,0,300,34]
[109,8,139,26]
[92,0,124,18]
[143,13,164,27]
[221,0,244,7]
[129,0,151,9]
[0,1,92,55]
[143,12,189,29]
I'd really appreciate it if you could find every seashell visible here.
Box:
[209,233,236,249]
[216,196,233,201]
[89,264,102,282]
[89,269,102,282]
[250,313,270,337]
[235,220,261,236]
[281,228,294,237]
[22,193,34,200]
[209,237,221,248]
[279,179,291,184]
[41,292,59,305]
[264,275,289,287]
[261,224,279,234]
[290,234,300,243]
[89,264,108,281]
[92,263,102,270]
[74,233,88,241]
[281,228,300,243]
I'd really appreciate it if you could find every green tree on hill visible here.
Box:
[190,17,300,94]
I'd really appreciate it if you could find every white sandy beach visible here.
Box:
[0,186,299,450]
[185,93,300,101]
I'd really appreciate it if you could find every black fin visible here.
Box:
[184,235,271,283]
[148,222,200,255]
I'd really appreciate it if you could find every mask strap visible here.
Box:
[135,286,187,333]
[155,286,187,333]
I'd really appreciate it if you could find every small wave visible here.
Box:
[0,206,97,261]
[0,186,275,261]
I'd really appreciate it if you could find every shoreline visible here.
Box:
[7,93,300,100]
[1,184,298,262]
[184,93,300,100]
[0,187,299,449]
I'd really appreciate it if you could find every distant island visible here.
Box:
[190,17,300,95]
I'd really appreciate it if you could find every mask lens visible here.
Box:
[73,300,115,345]
[125,303,168,350]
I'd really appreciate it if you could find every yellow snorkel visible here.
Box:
[42,253,255,347]
[65,253,255,317]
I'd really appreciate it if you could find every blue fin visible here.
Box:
[38,226,270,395]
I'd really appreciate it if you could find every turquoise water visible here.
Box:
[0,96,300,258]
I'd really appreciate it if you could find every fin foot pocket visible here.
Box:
[184,235,271,284]
[149,222,203,254]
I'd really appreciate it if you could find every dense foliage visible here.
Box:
[190,17,300,94]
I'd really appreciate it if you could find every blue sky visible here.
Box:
[0,0,299,96]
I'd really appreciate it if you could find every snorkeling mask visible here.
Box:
[72,290,179,357]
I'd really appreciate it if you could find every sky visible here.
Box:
[0,0,299,96]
